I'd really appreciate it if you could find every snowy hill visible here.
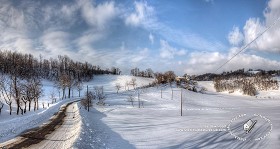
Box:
[74,80,280,148]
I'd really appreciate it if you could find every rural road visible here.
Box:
[0,101,81,149]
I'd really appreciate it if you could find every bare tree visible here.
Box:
[127,94,134,107]
[11,76,24,115]
[21,92,28,113]
[165,71,176,86]
[115,83,121,93]
[29,77,43,111]
[76,80,83,97]
[56,73,69,99]
[125,81,130,90]
[50,90,56,104]
[130,78,137,89]
[81,91,95,111]
[21,77,42,112]
[95,86,106,106]
[67,75,76,98]
[0,75,13,115]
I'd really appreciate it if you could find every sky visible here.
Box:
[0,0,280,75]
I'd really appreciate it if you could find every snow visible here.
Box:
[0,97,78,143]
[73,78,280,148]
[28,102,82,149]
[1,75,280,148]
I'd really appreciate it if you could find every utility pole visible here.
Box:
[87,85,89,112]
[181,88,183,116]
[172,88,173,100]
[161,88,162,98]
[138,91,140,108]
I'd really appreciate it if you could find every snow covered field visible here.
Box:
[73,78,280,148]
[1,75,280,148]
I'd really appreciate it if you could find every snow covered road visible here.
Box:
[28,102,81,149]
[0,101,81,149]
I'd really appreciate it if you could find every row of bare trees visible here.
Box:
[214,74,279,96]
[0,75,42,115]
[0,50,120,81]
[131,67,154,78]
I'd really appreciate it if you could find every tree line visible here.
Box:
[194,68,280,81]
[130,67,154,78]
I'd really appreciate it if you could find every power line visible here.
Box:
[215,17,280,73]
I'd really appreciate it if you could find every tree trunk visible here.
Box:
[16,103,20,115]
[79,90,80,97]
[62,89,65,99]
[0,104,3,115]
[28,101,31,111]
[22,102,26,113]
[68,87,71,98]
[34,101,36,111]
[37,99,39,110]
[9,104,12,115]
[20,106,23,115]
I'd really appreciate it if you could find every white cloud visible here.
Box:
[78,0,118,29]
[228,26,244,46]
[178,61,182,65]
[159,40,187,59]
[125,1,154,26]
[40,31,71,54]
[185,48,280,75]
[131,48,149,63]
[240,0,280,53]
[177,49,187,56]
[149,33,154,44]
[155,25,226,52]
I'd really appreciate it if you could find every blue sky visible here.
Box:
[0,0,280,75]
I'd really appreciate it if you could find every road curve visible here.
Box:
[0,101,81,149]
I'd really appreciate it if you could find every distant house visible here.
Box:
[176,76,185,81]
[247,70,260,75]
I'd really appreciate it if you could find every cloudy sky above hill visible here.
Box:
[0,0,279,75]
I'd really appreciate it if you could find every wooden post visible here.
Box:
[181,89,183,116]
